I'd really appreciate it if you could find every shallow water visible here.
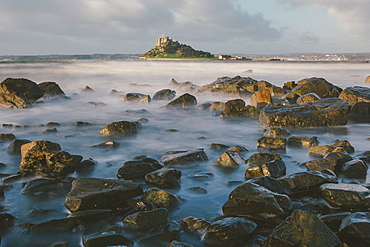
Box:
[0,60,369,246]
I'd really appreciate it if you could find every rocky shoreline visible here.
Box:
[0,75,370,246]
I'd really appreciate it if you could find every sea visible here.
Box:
[0,60,369,246]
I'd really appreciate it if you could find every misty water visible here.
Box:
[0,60,369,246]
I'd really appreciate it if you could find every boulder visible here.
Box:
[209,102,226,112]
[287,136,318,148]
[285,77,341,103]
[100,121,142,136]
[319,212,352,233]
[82,232,134,247]
[247,176,284,194]
[251,90,272,110]
[332,140,355,153]
[207,143,229,150]
[92,141,120,149]
[338,159,368,179]
[160,149,208,165]
[320,183,370,210]
[124,93,151,103]
[220,99,258,119]
[245,159,286,179]
[0,213,14,232]
[283,81,296,91]
[21,178,63,194]
[366,76,370,83]
[117,158,162,180]
[0,133,16,142]
[308,145,337,157]
[259,98,351,128]
[180,216,211,234]
[145,168,181,189]
[296,92,321,104]
[0,92,30,108]
[303,157,340,172]
[222,182,292,220]
[30,218,82,234]
[123,208,168,231]
[279,170,338,196]
[339,212,370,247]
[263,127,291,137]
[263,210,341,247]
[203,217,257,246]
[153,89,176,100]
[199,76,257,97]
[7,139,31,155]
[227,145,248,153]
[213,151,244,167]
[142,188,181,209]
[20,140,61,158]
[356,151,370,162]
[0,78,44,102]
[339,86,370,117]
[246,152,282,166]
[257,137,286,150]
[162,93,197,109]
[65,178,143,212]
[38,81,66,100]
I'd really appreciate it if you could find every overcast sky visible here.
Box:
[0,0,369,55]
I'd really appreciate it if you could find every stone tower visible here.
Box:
[156,33,169,47]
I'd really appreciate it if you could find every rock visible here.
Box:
[324,152,353,166]
[267,86,285,97]
[246,152,282,165]
[220,99,258,119]
[320,183,370,210]
[355,151,370,162]
[263,210,341,247]
[228,145,248,152]
[245,160,286,179]
[287,136,318,148]
[124,93,151,103]
[260,98,351,128]
[21,178,63,194]
[308,145,337,157]
[38,81,66,100]
[75,121,92,126]
[338,159,368,179]
[99,121,142,136]
[142,188,181,209]
[0,133,16,142]
[283,81,296,91]
[210,102,226,112]
[68,209,113,222]
[180,216,210,234]
[65,178,143,212]
[207,143,230,150]
[82,232,134,247]
[332,140,355,153]
[257,137,286,150]
[81,86,94,92]
[169,78,196,88]
[303,157,340,172]
[163,93,197,109]
[339,86,370,118]
[296,92,321,104]
[153,89,176,100]
[285,77,341,103]
[0,77,44,102]
[117,158,162,180]
[263,127,291,137]
[86,101,105,106]
[247,176,283,194]
[145,168,181,189]
[0,91,30,108]
[168,240,193,247]
[139,230,181,247]
[196,102,212,110]
[222,182,292,220]
[123,208,168,230]
[0,213,14,232]
[200,76,257,97]
[251,90,272,110]
[30,218,82,234]
[339,212,370,247]
[203,217,257,246]
[92,141,120,149]
[160,149,208,165]
[279,170,338,196]
[187,187,207,194]
[21,140,61,158]
[366,76,370,83]
[42,128,57,133]
[213,151,245,167]
[319,212,352,232]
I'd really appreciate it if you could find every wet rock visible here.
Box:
[228,145,248,152]
[247,176,283,194]
[213,151,245,167]
[285,77,341,103]
[366,76,370,83]
[287,136,318,148]
[92,141,120,149]
[332,140,355,153]
[296,92,321,104]
[245,159,286,179]
[82,232,134,247]
[153,89,176,100]
[30,218,82,234]
[139,229,181,247]
[68,209,113,222]
[207,143,230,150]
[251,90,272,110]
[209,102,226,112]
[283,81,296,91]
[160,149,208,165]
[38,81,66,100]
[168,240,193,247]
[279,170,338,196]
[170,78,196,88]
[355,151,370,162]
[42,128,57,133]
[303,157,340,172]
[75,121,92,126]
[65,178,143,212]
[117,158,163,180]
[163,93,197,109]
[257,137,286,150]
[309,145,337,157]
[0,77,44,102]
[0,213,15,232]
[145,168,181,189]
[142,188,181,209]
[222,182,292,220]
[187,187,207,194]
[263,210,341,247]
[99,120,142,136]
[200,76,257,97]
[21,140,62,158]
[220,99,258,119]
[0,91,30,108]
[319,212,352,232]
[203,217,257,246]
[86,101,105,106]
[263,127,291,137]
[196,102,211,110]
[21,178,63,194]
[188,172,214,181]
[81,86,94,92]
[338,159,368,179]
[320,183,370,210]
[123,208,168,231]
[124,93,151,103]
[246,152,282,165]
[324,152,353,166]
[259,98,351,128]
[338,212,370,247]
[0,133,16,142]
[180,216,210,234]
[339,86,370,118]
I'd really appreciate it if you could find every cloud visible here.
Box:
[0,0,283,54]
[293,30,319,43]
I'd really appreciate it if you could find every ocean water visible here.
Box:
[0,60,369,246]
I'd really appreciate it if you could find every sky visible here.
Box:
[0,0,369,55]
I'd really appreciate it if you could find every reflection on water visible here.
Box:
[0,60,369,246]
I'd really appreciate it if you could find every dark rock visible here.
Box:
[222,182,292,220]
[0,91,30,108]
[247,152,282,165]
[339,86,370,118]
[245,159,286,179]
[287,136,318,148]
[180,216,210,234]
[125,108,149,114]
[142,188,181,209]
[20,140,61,158]
[220,99,258,119]
[75,121,92,126]
[320,183,370,210]
[100,120,142,136]
[283,81,296,91]
[200,76,257,97]
[65,178,143,212]
[170,78,196,88]
[168,240,193,247]
[309,145,337,157]
[279,170,338,196]
[139,229,181,247]
[123,208,168,230]
[332,140,355,153]
[207,143,230,150]
[82,232,134,247]
[38,81,66,100]
[209,102,226,112]
[163,93,197,109]
[319,212,352,232]
[228,145,248,152]
[338,159,368,179]
[81,86,94,92]
[86,101,105,106]
[257,137,286,150]
[263,127,291,137]
[30,218,82,234]
[355,151,370,162]
[0,213,15,232]
[117,158,162,180]
[123,93,151,103]
[92,141,120,149]
[46,122,60,127]
[338,212,370,247]
[0,133,16,142]
[303,157,340,172]
[0,78,44,102]
[247,176,283,194]
[263,210,341,247]
[68,209,113,222]
[187,187,207,194]
[21,178,63,194]
[259,98,351,128]
[153,89,176,100]
[296,92,321,104]
[145,168,181,189]
[324,152,353,166]
[203,217,257,246]
[196,102,212,110]
[42,128,57,133]
[213,151,245,167]
[160,149,208,165]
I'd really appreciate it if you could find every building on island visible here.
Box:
[155,33,170,47]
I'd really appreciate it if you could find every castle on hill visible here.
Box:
[155,33,170,47]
